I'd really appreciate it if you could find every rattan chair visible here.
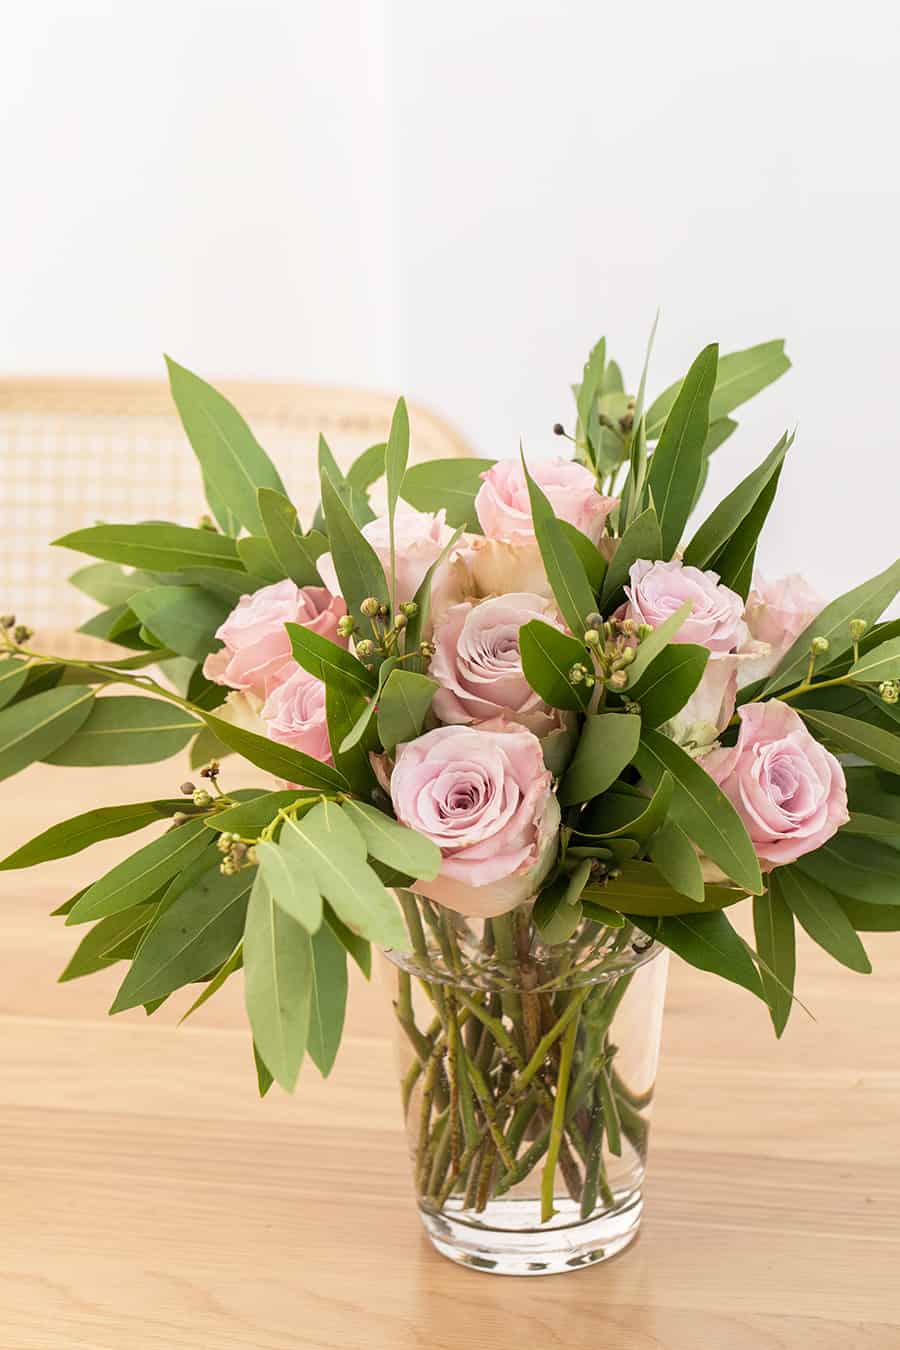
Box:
[0,377,474,651]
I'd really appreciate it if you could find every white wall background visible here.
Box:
[2,0,899,601]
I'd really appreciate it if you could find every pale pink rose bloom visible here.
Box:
[448,535,553,603]
[665,645,775,754]
[389,722,561,917]
[624,559,747,654]
[203,579,346,699]
[431,593,564,736]
[318,506,455,609]
[743,573,826,679]
[703,701,849,869]
[261,665,333,765]
[475,457,618,545]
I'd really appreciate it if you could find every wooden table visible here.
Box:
[2,760,899,1349]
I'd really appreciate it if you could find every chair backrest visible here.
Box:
[0,377,473,646]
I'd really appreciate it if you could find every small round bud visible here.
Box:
[198,514,217,532]
[0,615,14,630]
[621,618,638,637]
[608,670,628,691]
[220,859,237,876]
[586,612,603,630]
[849,618,868,642]
[356,638,375,658]
[192,788,213,808]
[172,812,189,827]
[552,422,566,437]
[180,781,196,796]
[811,636,830,656]
[569,664,585,685]
[618,412,634,433]
[231,842,248,865]
[879,680,900,705]
[584,629,601,647]
[393,612,408,630]
[638,624,653,641]
[246,846,258,866]
[583,674,596,688]
[216,833,232,853]
[607,867,622,881]
[419,641,436,658]
[200,761,220,779]
[400,601,418,618]
[337,615,356,638]
[619,646,635,666]
[623,700,641,716]
[360,597,381,618]
[12,625,32,644]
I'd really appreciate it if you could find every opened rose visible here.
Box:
[203,579,346,700]
[430,593,565,735]
[703,701,849,867]
[476,457,617,545]
[389,722,561,917]
[318,505,455,609]
[262,664,332,765]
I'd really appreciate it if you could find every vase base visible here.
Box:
[418,1191,643,1277]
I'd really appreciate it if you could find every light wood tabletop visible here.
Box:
[2,759,899,1350]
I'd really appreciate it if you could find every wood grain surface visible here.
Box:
[2,760,899,1349]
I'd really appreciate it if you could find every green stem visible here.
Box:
[454,990,524,1067]
[540,1008,580,1222]
[467,1062,517,1173]
[508,984,592,1101]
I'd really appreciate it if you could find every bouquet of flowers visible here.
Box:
[3,331,899,1275]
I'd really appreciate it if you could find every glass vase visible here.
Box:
[385,893,669,1276]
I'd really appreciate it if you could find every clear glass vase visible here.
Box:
[385,893,669,1276]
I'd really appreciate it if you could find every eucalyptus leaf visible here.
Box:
[54,522,242,572]
[849,636,900,683]
[179,942,244,1023]
[307,919,348,1077]
[0,657,28,710]
[519,620,591,712]
[206,790,315,836]
[797,708,900,775]
[66,818,211,925]
[341,800,441,881]
[557,522,608,591]
[317,434,375,527]
[243,871,313,1092]
[559,714,641,806]
[236,535,283,583]
[200,709,349,793]
[634,729,763,896]
[377,669,438,750]
[534,876,583,944]
[256,839,323,932]
[647,343,718,556]
[626,643,709,728]
[346,442,386,493]
[773,866,871,974]
[521,452,597,634]
[385,397,410,598]
[625,601,693,687]
[683,431,793,571]
[286,623,376,693]
[320,471,389,627]
[398,459,495,532]
[130,586,231,661]
[648,822,704,902]
[0,687,95,784]
[645,339,790,439]
[325,674,379,797]
[710,459,784,599]
[59,904,154,983]
[43,696,200,766]
[753,886,796,1037]
[794,834,900,905]
[258,487,323,587]
[166,357,287,536]
[323,901,372,978]
[599,507,663,607]
[631,909,764,998]
[0,798,189,871]
[69,562,156,607]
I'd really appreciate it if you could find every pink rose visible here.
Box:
[431,593,564,736]
[261,665,332,765]
[448,535,553,603]
[318,506,455,608]
[744,573,825,672]
[703,701,849,868]
[389,722,561,917]
[476,457,617,545]
[203,580,346,699]
[624,559,747,654]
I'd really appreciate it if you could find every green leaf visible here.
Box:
[243,871,313,1092]
[316,434,375,528]
[66,818,211,925]
[625,601,693,687]
[109,866,255,1012]
[599,507,663,607]
[842,812,900,842]
[59,904,154,983]
[256,840,322,932]
[286,623,376,693]
[647,343,718,556]
[709,458,784,599]
[0,687,95,784]
[190,725,231,770]
[205,790,315,836]
[325,675,379,797]
[129,586,231,662]
[557,522,608,591]
[575,336,606,465]
[794,834,900,905]
[773,866,871,974]
[400,457,496,530]
[519,620,591,712]
[253,1041,274,1097]
[166,357,287,537]
[179,943,243,1022]
[257,488,323,587]
[341,800,441,881]
[43,696,200,766]
[577,773,673,843]
[320,471,389,626]
[645,339,790,439]
[279,800,409,950]
[534,876,583,944]
[346,442,386,493]
[0,657,28,710]
[559,714,641,806]
[648,822,704,902]
[54,522,243,572]
[323,901,371,978]
[199,710,349,793]
[585,861,745,916]
[377,669,438,750]
[839,897,900,931]
[69,562,156,607]
[626,643,709,728]
[236,535,283,583]
[335,657,398,756]
[307,920,348,1077]
[385,397,410,595]
[404,525,465,653]
[762,558,900,696]
[683,431,793,571]
[634,729,763,895]
[797,708,900,775]
[849,636,900,683]
[521,451,597,634]
[704,417,738,455]
[752,887,796,1037]
[633,909,764,998]
[1,798,189,871]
